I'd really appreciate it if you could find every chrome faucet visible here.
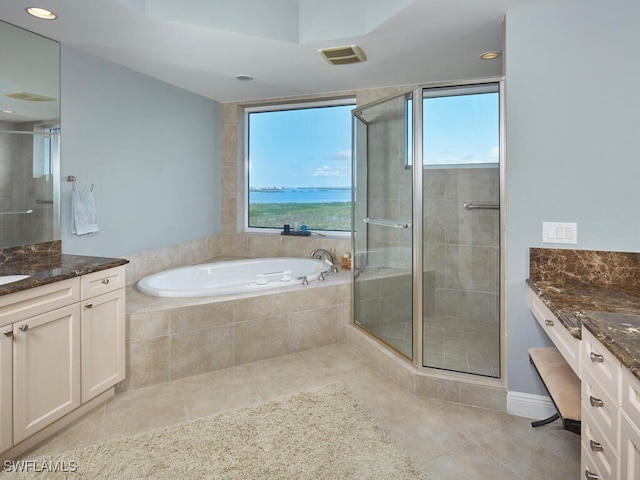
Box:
[310,248,338,273]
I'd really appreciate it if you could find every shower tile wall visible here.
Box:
[423,166,500,376]
[0,121,54,247]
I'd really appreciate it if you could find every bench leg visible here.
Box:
[531,413,560,428]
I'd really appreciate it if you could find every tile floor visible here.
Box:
[372,316,501,377]
[22,343,580,479]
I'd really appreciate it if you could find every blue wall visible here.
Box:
[505,0,640,395]
[60,46,221,257]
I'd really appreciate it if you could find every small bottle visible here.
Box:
[342,252,351,270]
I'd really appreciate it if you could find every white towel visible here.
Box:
[71,186,99,235]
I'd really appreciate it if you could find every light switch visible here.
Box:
[543,222,578,244]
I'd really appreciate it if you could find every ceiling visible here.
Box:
[0,0,572,104]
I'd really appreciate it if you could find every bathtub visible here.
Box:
[137,257,331,298]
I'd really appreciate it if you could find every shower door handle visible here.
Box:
[363,217,410,229]
[464,203,499,210]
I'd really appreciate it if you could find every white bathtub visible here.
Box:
[137,257,331,298]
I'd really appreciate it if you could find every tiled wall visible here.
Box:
[424,167,500,324]
[0,121,55,247]
[121,278,351,391]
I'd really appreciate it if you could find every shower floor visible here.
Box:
[370,315,500,378]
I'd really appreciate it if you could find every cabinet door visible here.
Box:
[0,326,12,453]
[81,289,125,403]
[13,304,81,444]
[621,413,640,480]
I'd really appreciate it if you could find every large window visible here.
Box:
[246,99,355,233]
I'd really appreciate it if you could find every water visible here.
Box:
[249,188,351,204]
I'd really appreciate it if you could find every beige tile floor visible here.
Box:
[23,343,580,479]
[372,316,501,377]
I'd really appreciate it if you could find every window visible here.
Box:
[405,83,500,168]
[245,99,355,233]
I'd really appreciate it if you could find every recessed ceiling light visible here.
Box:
[479,51,502,60]
[234,74,254,81]
[26,7,58,20]
[1,110,15,114]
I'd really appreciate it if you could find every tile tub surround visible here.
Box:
[122,269,351,391]
[123,234,350,286]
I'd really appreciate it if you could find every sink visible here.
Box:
[0,275,30,286]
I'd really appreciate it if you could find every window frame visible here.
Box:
[243,97,356,236]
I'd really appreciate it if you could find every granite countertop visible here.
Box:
[528,277,640,381]
[0,254,128,297]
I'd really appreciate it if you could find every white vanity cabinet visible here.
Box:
[80,267,126,403]
[0,325,12,453]
[581,327,640,480]
[0,265,126,456]
[13,303,81,443]
[528,288,581,377]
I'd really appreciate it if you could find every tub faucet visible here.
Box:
[310,248,338,273]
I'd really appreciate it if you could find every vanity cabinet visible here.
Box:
[0,326,12,453]
[528,288,581,377]
[0,266,125,456]
[13,303,81,444]
[80,267,126,403]
[581,327,640,480]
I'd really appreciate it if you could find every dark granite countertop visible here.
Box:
[0,254,128,297]
[528,247,640,382]
[529,278,640,381]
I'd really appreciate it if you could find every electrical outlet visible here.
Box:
[543,222,578,244]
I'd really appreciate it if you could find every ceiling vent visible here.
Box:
[319,45,367,65]
[5,92,56,102]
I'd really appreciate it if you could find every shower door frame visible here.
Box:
[353,77,507,379]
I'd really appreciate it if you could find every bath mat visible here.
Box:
[2,384,426,479]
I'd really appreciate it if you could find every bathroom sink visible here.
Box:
[0,275,30,286]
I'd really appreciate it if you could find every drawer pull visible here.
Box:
[589,440,603,452]
[544,319,554,326]
[18,325,29,332]
[3,330,12,337]
[101,278,110,285]
[85,303,94,309]
[589,396,604,408]
[589,351,604,363]
[585,470,600,480]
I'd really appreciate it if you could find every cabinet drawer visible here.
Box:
[0,278,80,327]
[81,266,125,300]
[621,368,640,429]
[528,288,581,377]
[582,328,621,402]
[582,406,619,480]
[583,367,620,451]
[582,445,610,480]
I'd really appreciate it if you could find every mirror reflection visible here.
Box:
[0,20,60,248]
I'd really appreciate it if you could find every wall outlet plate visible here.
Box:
[542,222,577,244]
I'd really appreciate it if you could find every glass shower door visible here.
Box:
[352,92,414,358]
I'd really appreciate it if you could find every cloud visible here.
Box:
[312,165,348,177]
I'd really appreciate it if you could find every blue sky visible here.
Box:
[248,104,354,188]
[248,93,499,189]
[423,92,499,165]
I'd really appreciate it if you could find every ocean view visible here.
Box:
[249,187,351,204]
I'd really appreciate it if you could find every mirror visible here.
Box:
[0,20,60,248]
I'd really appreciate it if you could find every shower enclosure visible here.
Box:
[352,80,502,378]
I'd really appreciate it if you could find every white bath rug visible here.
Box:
[1,384,426,479]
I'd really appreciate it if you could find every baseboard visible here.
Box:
[507,391,556,419]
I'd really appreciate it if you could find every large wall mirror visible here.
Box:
[0,20,60,249]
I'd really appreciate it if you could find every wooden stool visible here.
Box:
[529,347,581,435]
